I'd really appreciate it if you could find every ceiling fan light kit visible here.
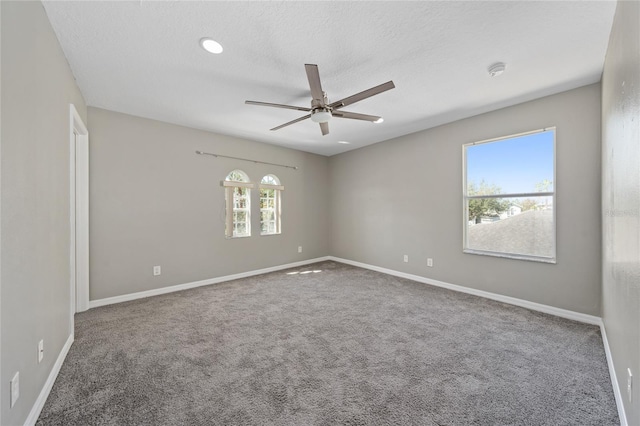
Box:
[310,108,332,123]
[246,64,395,136]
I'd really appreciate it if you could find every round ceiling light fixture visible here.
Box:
[338,140,351,145]
[488,62,506,77]
[200,37,223,54]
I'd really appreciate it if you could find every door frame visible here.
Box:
[69,104,89,334]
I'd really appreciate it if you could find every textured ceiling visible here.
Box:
[42,1,616,156]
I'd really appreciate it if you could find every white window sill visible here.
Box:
[226,235,251,239]
[463,248,556,264]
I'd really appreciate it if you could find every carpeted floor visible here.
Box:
[38,261,619,425]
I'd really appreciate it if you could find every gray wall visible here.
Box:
[330,84,602,315]
[1,2,87,424]
[601,0,640,423]
[88,108,330,301]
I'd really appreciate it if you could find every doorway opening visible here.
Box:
[69,104,89,335]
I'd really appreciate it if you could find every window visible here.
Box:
[224,170,252,238]
[260,174,283,235]
[463,128,556,263]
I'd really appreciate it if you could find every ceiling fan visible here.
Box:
[245,64,395,136]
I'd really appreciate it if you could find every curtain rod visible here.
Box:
[195,151,298,170]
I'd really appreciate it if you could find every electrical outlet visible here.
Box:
[10,371,19,408]
[628,368,633,403]
[153,265,161,276]
[427,258,433,267]
[403,255,409,263]
[38,340,44,363]
[298,246,303,253]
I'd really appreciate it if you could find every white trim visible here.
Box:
[328,256,600,325]
[24,334,74,426]
[466,127,556,147]
[462,127,557,264]
[222,180,254,189]
[463,248,556,264]
[600,320,628,426]
[0,1,3,410]
[68,127,76,330]
[75,131,90,313]
[69,104,90,323]
[225,186,234,237]
[89,257,331,308]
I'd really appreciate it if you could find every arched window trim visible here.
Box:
[259,174,284,191]
[222,169,254,189]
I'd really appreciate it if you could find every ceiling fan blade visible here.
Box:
[270,114,311,131]
[245,100,311,112]
[329,81,395,109]
[305,64,325,103]
[332,110,382,122]
[320,122,329,136]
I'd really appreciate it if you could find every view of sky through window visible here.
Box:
[466,130,554,194]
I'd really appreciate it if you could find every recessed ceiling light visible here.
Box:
[373,118,384,124]
[338,141,351,145]
[488,62,506,77]
[200,37,223,54]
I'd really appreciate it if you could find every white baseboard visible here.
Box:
[24,333,74,426]
[328,256,601,325]
[89,256,331,309]
[600,321,628,426]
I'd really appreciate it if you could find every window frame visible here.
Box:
[223,170,253,239]
[462,127,557,264]
[259,174,283,236]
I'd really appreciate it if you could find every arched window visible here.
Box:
[224,170,252,238]
[260,174,283,235]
